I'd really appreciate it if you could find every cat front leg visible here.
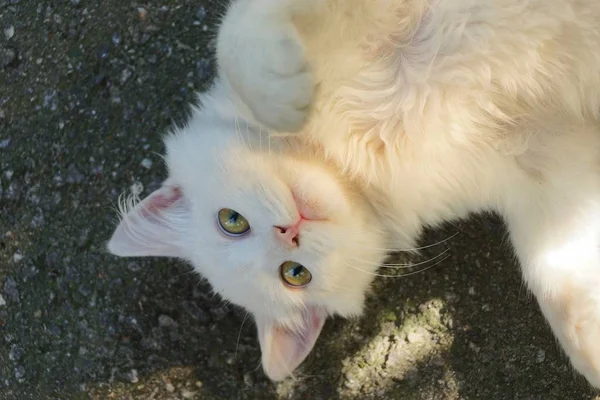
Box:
[216,0,323,132]
[505,183,600,388]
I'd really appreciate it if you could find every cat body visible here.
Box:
[108,0,600,387]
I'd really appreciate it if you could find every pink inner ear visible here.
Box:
[107,183,189,258]
[256,306,327,381]
[140,186,183,218]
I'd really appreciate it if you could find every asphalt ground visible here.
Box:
[0,1,599,399]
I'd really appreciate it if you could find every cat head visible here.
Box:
[107,102,387,381]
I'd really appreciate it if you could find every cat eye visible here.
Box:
[280,261,312,287]
[217,208,250,236]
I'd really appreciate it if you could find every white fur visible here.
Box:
[109,0,600,387]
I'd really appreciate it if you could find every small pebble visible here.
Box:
[140,158,152,169]
[0,47,16,69]
[165,382,175,392]
[181,389,197,399]
[130,182,143,196]
[536,349,546,363]
[137,7,148,21]
[197,6,206,21]
[406,327,428,344]
[30,208,45,228]
[468,342,481,354]
[9,345,24,362]
[97,46,109,60]
[120,68,132,85]
[4,26,14,40]
[127,369,139,383]
[0,295,5,307]
[42,91,58,111]
[3,277,19,303]
[158,314,178,328]
[6,182,19,200]
[14,365,25,380]
[12,253,23,263]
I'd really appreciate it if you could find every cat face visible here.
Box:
[107,113,387,380]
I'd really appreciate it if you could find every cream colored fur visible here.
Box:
[109,0,600,387]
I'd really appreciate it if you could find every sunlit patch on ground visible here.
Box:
[337,297,456,398]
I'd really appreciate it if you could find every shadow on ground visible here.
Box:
[0,0,598,399]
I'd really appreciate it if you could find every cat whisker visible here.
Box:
[388,254,451,277]
[151,151,168,165]
[380,248,450,268]
[344,252,450,278]
[377,231,459,252]
[235,311,250,360]
[347,255,413,268]
[175,268,198,279]
[234,116,253,152]
[245,119,253,151]
[234,116,246,148]
[252,359,263,374]
[194,277,205,293]
[259,124,263,151]
[394,231,460,252]
[348,247,449,268]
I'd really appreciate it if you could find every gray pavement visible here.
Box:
[0,1,598,399]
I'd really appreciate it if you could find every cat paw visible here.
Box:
[239,32,313,132]
[563,312,600,388]
[217,10,314,132]
[545,289,600,388]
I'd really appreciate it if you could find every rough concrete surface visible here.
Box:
[0,1,599,399]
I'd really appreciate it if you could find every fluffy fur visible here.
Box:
[108,0,600,387]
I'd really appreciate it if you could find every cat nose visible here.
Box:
[274,225,300,248]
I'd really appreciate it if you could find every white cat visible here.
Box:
[107,0,600,388]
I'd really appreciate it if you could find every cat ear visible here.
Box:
[107,184,190,258]
[255,307,327,381]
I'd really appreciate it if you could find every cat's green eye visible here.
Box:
[217,208,250,236]
[280,261,312,287]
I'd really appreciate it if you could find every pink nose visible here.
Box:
[274,224,300,247]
